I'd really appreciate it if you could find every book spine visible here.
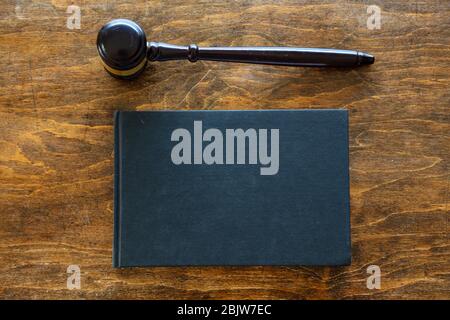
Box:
[343,109,352,265]
[113,111,122,267]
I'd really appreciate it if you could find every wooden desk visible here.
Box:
[0,0,448,299]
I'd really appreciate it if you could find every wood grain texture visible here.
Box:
[0,0,449,299]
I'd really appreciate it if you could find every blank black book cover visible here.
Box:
[114,110,350,267]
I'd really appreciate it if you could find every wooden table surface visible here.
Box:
[0,0,449,299]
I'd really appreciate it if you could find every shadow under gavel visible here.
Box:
[97,19,375,79]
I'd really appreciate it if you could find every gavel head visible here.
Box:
[97,19,147,79]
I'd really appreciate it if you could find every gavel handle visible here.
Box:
[147,42,374,67]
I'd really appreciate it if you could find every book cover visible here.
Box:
[114,110,350,267]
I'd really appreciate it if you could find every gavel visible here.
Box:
[97,19,375,79]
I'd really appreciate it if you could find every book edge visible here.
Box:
[343,109,352,265]
[113,111,122,268]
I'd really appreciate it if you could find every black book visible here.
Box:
[114,110,350,267]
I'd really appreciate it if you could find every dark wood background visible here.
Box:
[0,0,449,299]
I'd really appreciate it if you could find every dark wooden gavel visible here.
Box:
[97,19,375,79]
